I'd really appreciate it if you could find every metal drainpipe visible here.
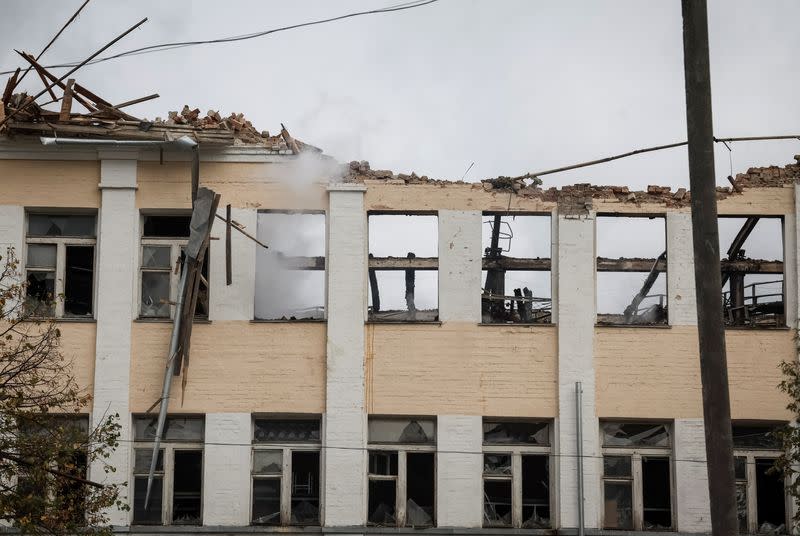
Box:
[39,135,197,149]
[576,381,585,536]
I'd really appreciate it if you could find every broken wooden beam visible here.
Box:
[405,252,416,319]
[59,79,75,122]
[225,204,232,286]
[2,68,20,105]
[368,253,380,312]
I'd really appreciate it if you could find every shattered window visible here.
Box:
[255,212,326,321]
[132,415,204,526]
[251,416,321,526]
[596,215,667,325]
[483,421,550,445]
[25,213,96,318]
[602,421,672,531]
[732,425,782,450]
[140,214,209,319]
[482,418,552,528]
[719,217,785,328]
[368,214,438,322]
[367,417,436,527]
[482,214,552,324]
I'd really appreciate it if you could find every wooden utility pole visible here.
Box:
[681,1,738,534]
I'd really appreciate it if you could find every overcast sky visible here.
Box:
[1,0,798,188]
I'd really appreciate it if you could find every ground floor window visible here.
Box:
[601,422,673,531]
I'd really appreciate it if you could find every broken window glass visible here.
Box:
[28,214,95,237]
[601,422,670,448]
[733,425,782,450]
[25,270,55,316]
[755,458,786,533]
[252,478,281,525]
[290,451,320,525]
[253,450,282,474]
[369,451,398,476]
[143,215,191,238]
[642,456,672,530]
[64,245,93,316]
[142,245,171,268]
[141,272,170,317]
[603,455,632,477]
[484,480,512,527]
[253,419,320,443]
[604,481,634,529]
[405,453,434,527]
[483,421,550,445]
[521,455,550,528]
[368,418,435,444]
[368,480,397,526]
[735,457,748,533]
[172,450,202,524]
[133,416,204,442]
[483,454,512,476]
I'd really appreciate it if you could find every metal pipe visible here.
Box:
[39,135,197,147]
[576,381,585,536]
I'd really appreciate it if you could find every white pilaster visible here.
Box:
[203,413,251,526]
[674,419,711,532]
[438,211,482,323]
[209,208,257,321]
[550,209,559,324]
[667,212,697,326]
[785,188,799,329]
[0,205,24,313]
[91,157,138,525]
[436,415,482,527]
[556,213,601,529]
[323,184,367,527]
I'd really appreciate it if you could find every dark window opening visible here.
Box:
[521,455,550,528]
[719,217,785,328]
[596,216,667,325]
[368,214,438,322]
[484,480,512,527]
[133,475,164,524]
[735,456,748,533]
[252,478,281,525]
[290,451,320,525]
[179,247,210,318]
[484,454,512,476]
[482,214,551,324]
[733,425,782,450]
[604,480,634,529]
[755,458,786,532]
[642,456,672,530]
[25,270,55,316]
[172,450,202,525]
[483,421,550,445]
[405,453,435,527]
[64,245,93,317]
[143,215,191,238]
[602,422,670,448]
[368,480,396,526]
[369,451,398,476]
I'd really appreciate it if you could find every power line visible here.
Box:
[0,0,439,76]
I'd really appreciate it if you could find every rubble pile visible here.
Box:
[732,156,800,189]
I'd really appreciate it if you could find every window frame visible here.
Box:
[131,416,205,526]
[482,420,554,528]
[600,422,674,531]
[25,213,97,319]
[367,417,437,527]
[138,214,209,320]
[250,417,322,526]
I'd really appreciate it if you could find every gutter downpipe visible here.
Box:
[576,381,585,536]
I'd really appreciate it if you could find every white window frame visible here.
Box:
[734,449,790,533]
[131,442,204,526]
[601,427,674,531]
[366,417,437,528]
[483,443,553,528]
[25,215,96,319]
[250,443,321,526]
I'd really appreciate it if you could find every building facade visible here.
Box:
[1,136,798,534]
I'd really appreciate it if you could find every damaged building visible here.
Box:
[1,75,799,534]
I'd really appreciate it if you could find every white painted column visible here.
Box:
[436,415,482,527]
[323,184,367,527]
[784,188,799,329]
[209,208,257,321]
[203,413,251,526]
[438,210,482,323]
[556,213,601,529]
[674,419,711,532]
[91,155,138,525]
[667,212,698,326]
[550,209,559,324]
[0,205,24,313]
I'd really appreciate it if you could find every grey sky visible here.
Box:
[1,0,798,187]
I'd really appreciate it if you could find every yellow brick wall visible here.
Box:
[0,160,100,207]
[366,322,558,417]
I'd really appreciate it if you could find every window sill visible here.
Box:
[724,325,790,331]
[366,320,442,325]
[595,323,671,329]
[251,319,327,324]
[20,316,96,323]
[479,322,555,327]
[134,317,211,324]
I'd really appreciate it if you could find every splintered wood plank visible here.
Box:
[59,78,75,122]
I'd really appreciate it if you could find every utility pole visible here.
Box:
[681,1,738,535]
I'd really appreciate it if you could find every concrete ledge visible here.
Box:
[73,527,710,536]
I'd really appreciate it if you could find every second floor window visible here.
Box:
[139,215,208,319]
[251,417,321,526]
[367,417,436,527]
[132,415,204,525]
[25,213,96,318]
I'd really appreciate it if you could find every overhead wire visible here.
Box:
[0,0,439,76]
